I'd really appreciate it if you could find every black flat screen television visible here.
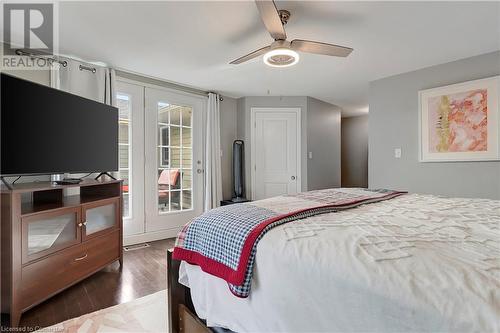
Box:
[1,73,118,176]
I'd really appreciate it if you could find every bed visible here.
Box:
[168,188,500,332]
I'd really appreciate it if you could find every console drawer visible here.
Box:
[20,230,120,310]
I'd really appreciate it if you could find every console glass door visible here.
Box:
[22,207,81,263]
[82,198,120,241]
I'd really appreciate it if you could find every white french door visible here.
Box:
[116,79,204,243]
[116,80,145,236]
[145,87,204,232]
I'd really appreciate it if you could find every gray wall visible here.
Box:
[369,51,500,199]
[237,96,309,198]
[1,43,51,86]
[236,96,342,198]
[2,68,50,85]
[220,96,237,200]
[307,97,341,190]
[341,115,368,188]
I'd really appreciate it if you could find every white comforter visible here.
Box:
[179,193,500,332]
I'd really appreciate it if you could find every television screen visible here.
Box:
[1,73,118,176]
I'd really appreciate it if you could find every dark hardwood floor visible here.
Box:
[18,238,175,330]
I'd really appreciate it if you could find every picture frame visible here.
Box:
[419,76,500,162]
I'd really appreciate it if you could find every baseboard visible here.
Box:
[124,228,181,246]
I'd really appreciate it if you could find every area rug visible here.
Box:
[36,290,167,333]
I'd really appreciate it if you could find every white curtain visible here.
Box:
[50,57,115,105]
[204,93,223,211]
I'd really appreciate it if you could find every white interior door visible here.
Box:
[145,87,204,233]
[115,80,145,237]
[252,108,301,200]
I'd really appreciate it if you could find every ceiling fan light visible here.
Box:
[263,48,299,67]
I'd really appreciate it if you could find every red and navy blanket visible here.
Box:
[173,188,405,297]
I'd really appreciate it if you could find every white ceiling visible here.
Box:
[54,1,499,116]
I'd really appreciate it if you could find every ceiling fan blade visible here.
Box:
[229,45,271,64]
[255,0,286,40]
[291,39,353,57]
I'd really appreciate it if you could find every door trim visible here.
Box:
[123,227,181,246]
[250,107,301,200]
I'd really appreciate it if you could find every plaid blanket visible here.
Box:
[173,188,405,297]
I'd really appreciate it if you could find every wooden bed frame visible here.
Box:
[167,249,212,333]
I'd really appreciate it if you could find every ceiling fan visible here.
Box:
[230,0,353,67]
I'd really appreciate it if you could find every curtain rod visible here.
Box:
[16,49,96,73]
[15,49,68,67]
[15,49,224,101]
[79,64,97,73]
[208,92,224,101]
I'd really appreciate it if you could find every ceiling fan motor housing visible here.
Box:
[265,51,297,66]
[264,40,299,67]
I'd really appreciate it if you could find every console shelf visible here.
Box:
[21,193,120,216]
[1,179,123,328]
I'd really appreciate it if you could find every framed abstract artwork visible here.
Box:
[419,76,500,162]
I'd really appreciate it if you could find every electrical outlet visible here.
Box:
[394,148,402,159]
[308,151,313,159]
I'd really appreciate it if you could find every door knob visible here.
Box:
[291,176,296,180]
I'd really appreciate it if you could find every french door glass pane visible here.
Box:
[116,93,132,218]
[182,190,192,210]
[170,148,181,168]
[158,103,169,124]
[171,191,181,211]
[181,169,191,189]
[119,146,129,169]
[119,170,130,217]
[182,128,191,147]
[181,108,192,127]
[170,108,181,126]
[119,123,129,143]
[157,102,193,214]
[158,147,170,167]
[170,127,181,146]
[183,148,192,168]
